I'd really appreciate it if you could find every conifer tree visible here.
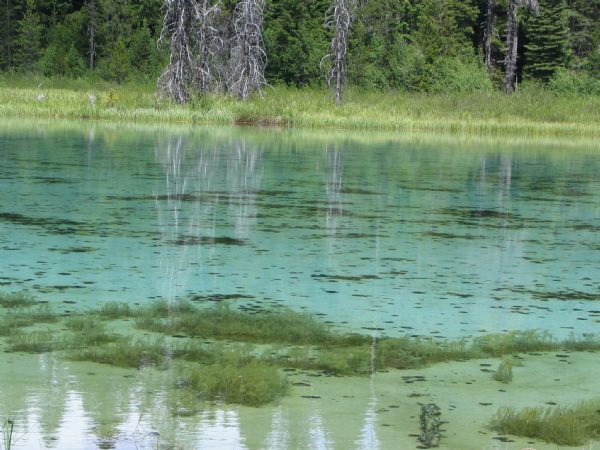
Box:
[15,0,43,71]
[524,0,569,80]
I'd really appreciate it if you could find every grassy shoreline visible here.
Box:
[2,76,600,137]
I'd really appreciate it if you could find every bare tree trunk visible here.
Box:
[323,0,355,105]
[503,0,539,94]
[227,0,267,100]
[5,0,11,70]
[87,0,97,70]
[483,0,495,75]
[196,0,222,92]
[158,0,197,103]
[503,0,518,94]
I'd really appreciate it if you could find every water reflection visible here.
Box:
[0,353,392,450]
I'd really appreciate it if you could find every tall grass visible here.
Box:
[1,75,600,136]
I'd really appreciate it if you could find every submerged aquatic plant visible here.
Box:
[490,399,600,445]
[136,303,367,346]
[69,337,168,368]
[178,361,288,406]
[0,292,36,308]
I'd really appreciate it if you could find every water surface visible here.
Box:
[1,120,599,449]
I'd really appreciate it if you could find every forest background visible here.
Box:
[1,0,599,96]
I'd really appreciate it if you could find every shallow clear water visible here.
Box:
[2,122,599,339]
[1,120,600,449]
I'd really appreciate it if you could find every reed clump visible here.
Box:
[490,399,600,446]
[8,331,66,353]
[493,358,515,383]
[97,302,133,319]
[473,330,558,356]
[178,362,288,407]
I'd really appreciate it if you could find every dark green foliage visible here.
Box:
[525,0,570,80]
[1,0,596,91]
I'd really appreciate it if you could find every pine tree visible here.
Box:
[15,0,43,71]
[524,0,569,80]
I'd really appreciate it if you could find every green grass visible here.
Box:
[490,399,600,446]
[1,75,600,136]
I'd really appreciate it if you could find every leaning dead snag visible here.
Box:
[504,0,540,94]
[322,0,356,105]
[227,0,267,100]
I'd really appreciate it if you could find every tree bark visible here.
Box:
[323,0,355,105]
[88,0,97,70]
[483,0,495,75]
[503,0,518,94]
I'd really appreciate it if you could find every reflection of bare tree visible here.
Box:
[154,135,261,299]
[325,146,343,235]
[226,140,262,238]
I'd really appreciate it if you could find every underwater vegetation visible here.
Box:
[178,362,288,407]
[0,291,36,308]
[490,399,600,446]
[135,301,368,347]
[2,291,600,408]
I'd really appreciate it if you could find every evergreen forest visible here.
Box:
[0,0,599,96]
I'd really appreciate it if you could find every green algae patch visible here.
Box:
[490,399,600,446]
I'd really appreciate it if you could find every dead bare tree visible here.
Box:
[504,0,539,94]
[227,0,267,100]
[322,0,355,105]
[87,0,97,70]
[196,0,222,92]
[158,0,222,103]
[483,0,495,75]
[158,0,198,103]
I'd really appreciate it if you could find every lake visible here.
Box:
[1,120,599,449]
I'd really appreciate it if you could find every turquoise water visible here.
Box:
[1,122,599,340]
[2,121,600,450]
